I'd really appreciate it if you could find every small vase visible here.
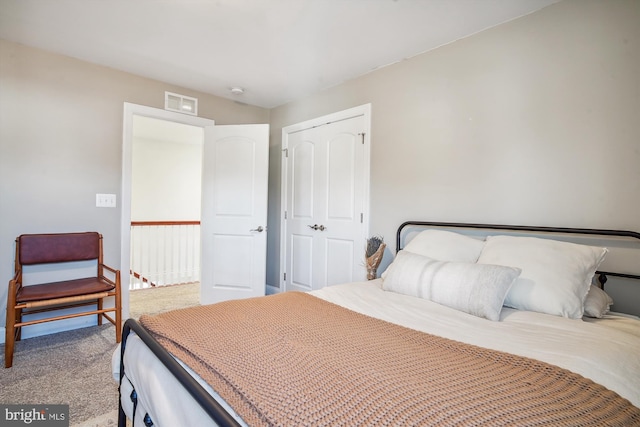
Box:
[365,243,386,281]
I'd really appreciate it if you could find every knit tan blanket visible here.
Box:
[139,292,640,426]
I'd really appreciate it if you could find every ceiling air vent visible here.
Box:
[165,91,198,116]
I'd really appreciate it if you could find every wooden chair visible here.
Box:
[5,232,122,368]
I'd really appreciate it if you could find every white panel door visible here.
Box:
[284,113,368,292]
[201,124,269,304]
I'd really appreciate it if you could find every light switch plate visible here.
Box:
[96,193,116,208]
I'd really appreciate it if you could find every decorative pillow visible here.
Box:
[583,285,614,318]
[477,236,608,319]
[382,250,521,321]
[403,229,486,262]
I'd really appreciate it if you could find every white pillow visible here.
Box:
[382,250,521,321]
[403,229,485,262]
[583,285,614,318]
[477,236,608,319]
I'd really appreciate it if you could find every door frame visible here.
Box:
[279,103,371,289]
[121,103,215,318]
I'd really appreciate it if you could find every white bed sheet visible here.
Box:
[113,279,640,426]
[313,279,640,408]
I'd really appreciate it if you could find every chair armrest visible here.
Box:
[8,268,23,299]
[100,264,121,287]
[101,264,119,275]
[12,268,22,287]
[13,267,22,282]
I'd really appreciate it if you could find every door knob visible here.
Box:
[307,224,326,231]
[250,226,264,232]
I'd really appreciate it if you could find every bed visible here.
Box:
[113,221,640,426]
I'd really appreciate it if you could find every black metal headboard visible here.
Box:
[396,221,640,287]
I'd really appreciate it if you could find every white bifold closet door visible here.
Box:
[284,114,368,292]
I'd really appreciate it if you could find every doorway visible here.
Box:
[130,115,203,289]
[128,115,204,317]
[121,103,215,319]
[122,103,270,318]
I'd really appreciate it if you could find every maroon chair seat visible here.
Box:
[17,277,116,303]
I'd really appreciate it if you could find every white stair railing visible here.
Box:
[130,221,200,290]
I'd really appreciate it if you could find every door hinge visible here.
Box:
[282,148,288,157]
[283,272,286,281]
[284,210,287,219]
[360,213,364,223]
[358,132,365,144]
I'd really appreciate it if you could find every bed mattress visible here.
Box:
[113,279,640,426]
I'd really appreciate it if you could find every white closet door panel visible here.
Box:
[325,238,355,286]
[290,234,313,290]
[318,116,365,287]
[326,133,356,220]
[291,141,315,219]
[285,130,323,292]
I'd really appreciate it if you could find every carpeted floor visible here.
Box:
[0,324,119,427]
[129,281,200,319]
[0,282,200,427]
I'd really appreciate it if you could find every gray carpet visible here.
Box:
[129,281,200,318]
[0,282,200,427]
[0,324,119,426]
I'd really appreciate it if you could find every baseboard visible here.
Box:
[0,306,99,344]
[20,317,96,340]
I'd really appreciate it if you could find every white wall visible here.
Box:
[131,116,203,221]
[267,0,640,301]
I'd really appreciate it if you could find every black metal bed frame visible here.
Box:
[118,318,242,427]
[117,221,640,427]
[396,221,640,287]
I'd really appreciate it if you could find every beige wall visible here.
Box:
[1,0,639,323]
[267,0,640,289]
[0,39,269,327]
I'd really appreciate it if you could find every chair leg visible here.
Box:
[4,320,15,369]
[5,281,17,368]
[15,307,22,342]
[115,271,122,343]
[97,298,103,326]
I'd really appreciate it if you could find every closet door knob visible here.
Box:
[250,226,264,232]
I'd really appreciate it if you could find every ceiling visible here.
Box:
[0,0,559,109]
